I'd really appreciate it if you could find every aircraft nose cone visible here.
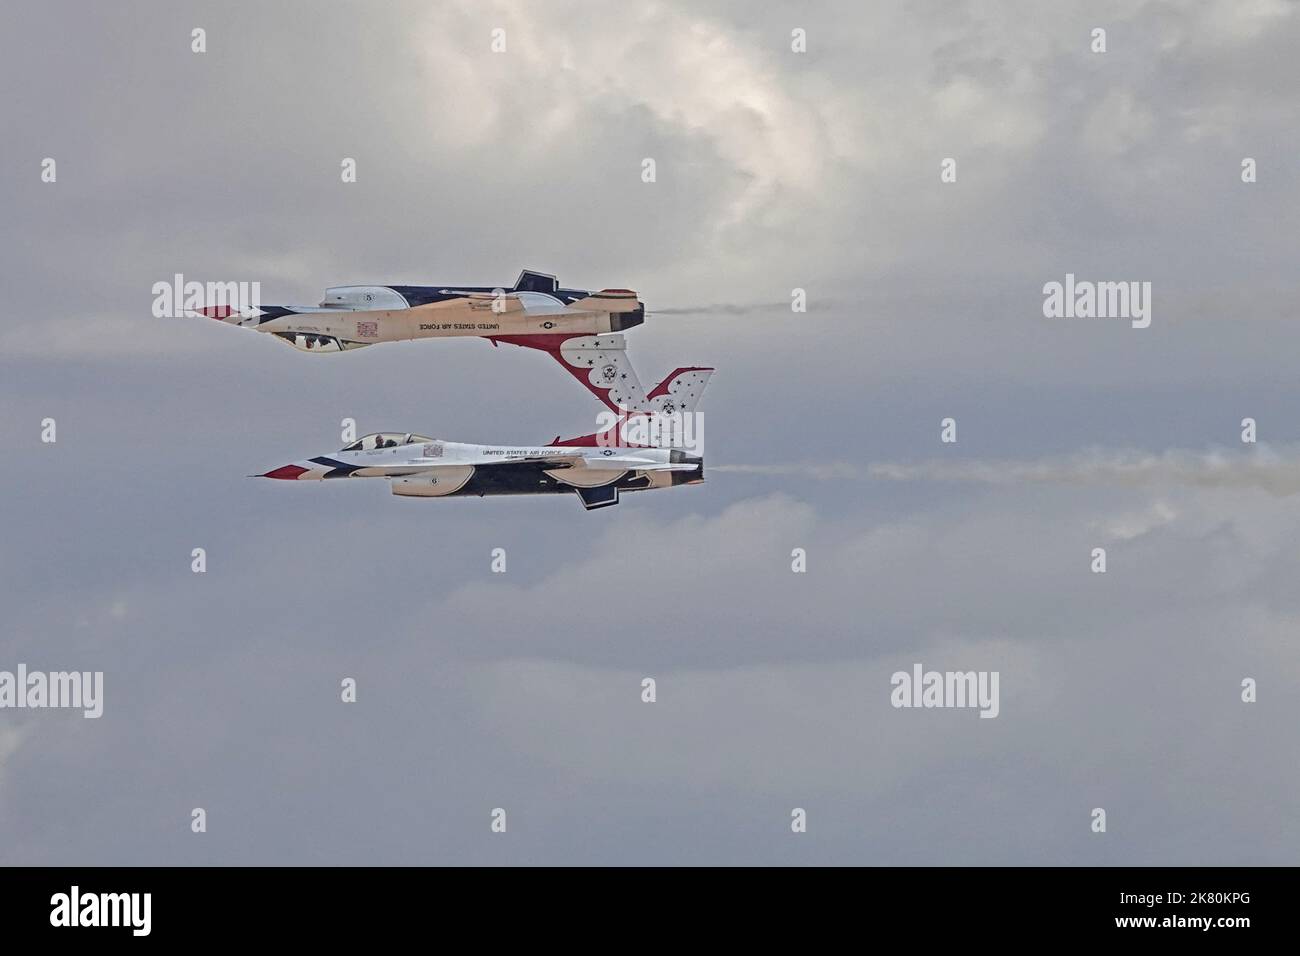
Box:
[195,305,238,319]
[261,464,309,480]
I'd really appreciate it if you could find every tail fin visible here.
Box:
[552,370,714,448]
[643,367,713,416]
[491,333,712,414]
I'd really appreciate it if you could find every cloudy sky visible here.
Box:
[2,0,1298,864]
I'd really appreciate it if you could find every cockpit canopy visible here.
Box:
[341,432,435,451]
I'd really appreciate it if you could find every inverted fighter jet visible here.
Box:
[194,269,700,413]
[257,431,704,511]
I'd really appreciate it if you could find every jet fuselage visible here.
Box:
[196,271,644,354]
[260,432,702,510]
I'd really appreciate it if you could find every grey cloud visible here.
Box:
[2,0,1299,865]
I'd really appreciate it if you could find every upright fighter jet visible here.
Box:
[194,269,704,414]
[257,430,704,511]
[257,343,714,510]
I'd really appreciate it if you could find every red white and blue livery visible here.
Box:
[259,430,705,511]
[195,269,706,413]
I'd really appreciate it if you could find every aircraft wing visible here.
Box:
[473,455,692,473]
[482,456,580,470]
[384,456,581,471]
[577,457,697,472]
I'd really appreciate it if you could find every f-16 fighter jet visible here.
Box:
[257,431,703,511]
[193,269,706,415]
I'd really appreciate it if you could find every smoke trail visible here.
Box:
[652,299,841,316]
[711,463,864,480]
[866,447,1300,496]
[714,447,1300,494]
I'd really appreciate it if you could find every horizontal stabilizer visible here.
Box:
[490,334,712,416]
